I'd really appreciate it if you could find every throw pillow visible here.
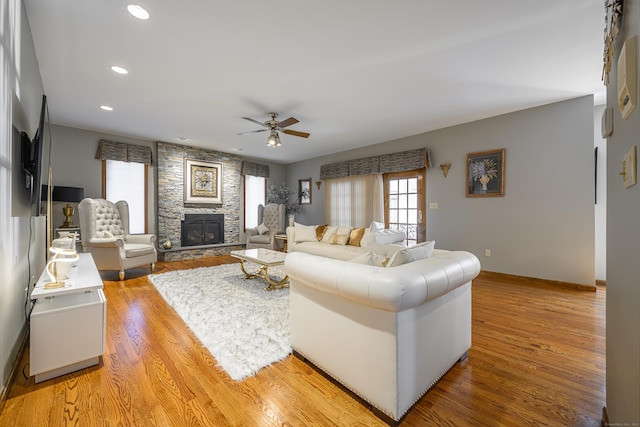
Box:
[256,223,269,235]
[321,226,338,243]
[330,233,350,245]
[369,221,384,232]
[330,226,352,245]
[374,229,406,244]
[387,240,436,267]
[316,224,328,241]
[348,252,389,267]
[364,241,404,258]
[100,231,114,238]
[294,222,318,243]
[359,228,375,247]
[347,227,366,246]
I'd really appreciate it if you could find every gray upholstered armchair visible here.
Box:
[78,198,157,280]
[246,203,286,250]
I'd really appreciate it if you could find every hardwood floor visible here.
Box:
[1,257,605,426]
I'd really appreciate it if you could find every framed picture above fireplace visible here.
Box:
[184,159,223,204]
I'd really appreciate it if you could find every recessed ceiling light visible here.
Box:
[110,65,128,75]
[127,4,149,20]
[100,105,113,111]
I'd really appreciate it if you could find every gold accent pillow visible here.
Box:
[348,227,365,246]
[316,224,328,241]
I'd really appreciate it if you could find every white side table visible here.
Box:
[30,253,106,383]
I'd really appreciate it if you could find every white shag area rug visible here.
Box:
[148,263,290,381]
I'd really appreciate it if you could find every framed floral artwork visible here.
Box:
[184,159,223,204]
[466,149,505,197]
[298,178,311,205]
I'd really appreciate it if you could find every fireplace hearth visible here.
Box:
[181,214,224,247]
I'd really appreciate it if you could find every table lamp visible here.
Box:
[52,186,85,228]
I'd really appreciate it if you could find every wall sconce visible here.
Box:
[315,181,322,190]
[440,163,451,178]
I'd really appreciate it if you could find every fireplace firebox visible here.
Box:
[181,214,224,247]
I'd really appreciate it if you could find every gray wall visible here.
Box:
[606,0,640,422]
[286,96,595,286]
[45,125,158,234]
[1,0,45,395]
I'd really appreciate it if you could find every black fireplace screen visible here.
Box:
[181,214,224,247]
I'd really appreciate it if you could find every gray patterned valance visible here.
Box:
[241,161,270,178]
[379,148,428,173]
[320,161,349,180]
[349,156,380,176]
[321,147,430,179]
[95,140,153,165]
[242,161,269,178]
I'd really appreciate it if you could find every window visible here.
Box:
[104,159,147,233]
[325,175,383,227]
[244,175,266,230]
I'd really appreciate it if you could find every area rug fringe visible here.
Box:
[149,263,290,381]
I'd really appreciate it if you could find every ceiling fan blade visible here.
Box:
[283,129,310,138]
[237,129,268,135]
[242,117,267,127]
[277,117,299,128]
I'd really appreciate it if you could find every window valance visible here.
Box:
[379,148,429,173]
[95,140,153,165]
[320,148,431,179]
[241,161,270,178]
[320,161,349,180]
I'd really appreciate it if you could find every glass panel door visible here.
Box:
[384,169,425,246]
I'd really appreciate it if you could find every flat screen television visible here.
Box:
[21,94,47,216]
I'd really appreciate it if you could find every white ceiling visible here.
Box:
[24,0,605,164]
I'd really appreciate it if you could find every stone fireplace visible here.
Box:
[181,214,224,247]
[156,142,244,261]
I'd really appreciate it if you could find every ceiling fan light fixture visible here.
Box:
[266,131,281,147]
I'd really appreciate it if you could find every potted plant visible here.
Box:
[267,183,299,226]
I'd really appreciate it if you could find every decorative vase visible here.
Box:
[479,174,490,191]
[288,214,295,227]
[163,240,173,249]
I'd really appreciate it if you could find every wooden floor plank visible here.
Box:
[1,256,605,426]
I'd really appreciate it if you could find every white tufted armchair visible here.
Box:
[245,203,286,250]
[78,198,157,280]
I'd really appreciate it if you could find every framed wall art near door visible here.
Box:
[466,149,505,197]
[298,178,312,204]
[184,159,223,204]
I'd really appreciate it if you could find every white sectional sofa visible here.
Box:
[286,222,406,261]
[284,247,481,423]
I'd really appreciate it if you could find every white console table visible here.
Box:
[30,252,106,383]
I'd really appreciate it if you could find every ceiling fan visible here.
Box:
[238,112,310,147]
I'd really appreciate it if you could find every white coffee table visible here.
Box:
[230,248,288,290]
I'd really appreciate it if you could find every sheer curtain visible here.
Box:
[325,174,383,227]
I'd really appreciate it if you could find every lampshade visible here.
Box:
[266,131,281,147]
[52,186,85,203]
